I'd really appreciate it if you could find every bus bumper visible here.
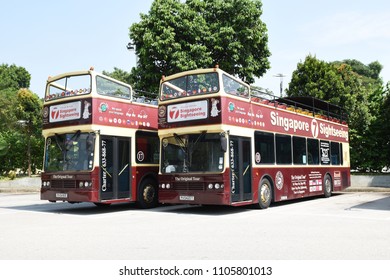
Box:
[40,188,99,203]
[159,190,230,205]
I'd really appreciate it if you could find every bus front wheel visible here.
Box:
[137,178,158,209]
[257,178,272,209]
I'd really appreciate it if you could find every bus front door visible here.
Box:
[100,136,131,201]
[229,136,252,203]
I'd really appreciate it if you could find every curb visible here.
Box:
[0,187,40,193]
[0,177,41,194]
[344,187,390,193]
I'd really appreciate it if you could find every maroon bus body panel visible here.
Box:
[41,82,159,206]
[158,77,350,207]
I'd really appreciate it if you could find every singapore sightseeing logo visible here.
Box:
[169,106,180,120]
[311,119,319,138]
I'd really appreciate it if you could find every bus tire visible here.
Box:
[323,174,332,198]
[257,178,272,209]
[137,178,158,209]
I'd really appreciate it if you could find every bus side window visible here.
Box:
[254,132,275,164]
[96,76,131,99]
[222,74,249,98]
[307,139,320,165]
[331,141,341,165]
[136,131,159,164]
[276,134,292,164]
[293,136,307,165]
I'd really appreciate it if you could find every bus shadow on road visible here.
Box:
[3,193,349,216]
[3,201,145,216]
[348,194,390,211]
[154,194,347,216]
[4,202,253,216]
[156,204,253,216]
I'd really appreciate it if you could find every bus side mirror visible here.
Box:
[220,135,227,153]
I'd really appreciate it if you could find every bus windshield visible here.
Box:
[160,72,219,100]
[44,132,95,172]
[161,133,224,174]
[46,74,91,101]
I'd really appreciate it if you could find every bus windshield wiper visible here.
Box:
[173,133,189,172]
[173,133,187,154]
[54,133,64,153]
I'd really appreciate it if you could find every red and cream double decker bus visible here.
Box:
[157,66,350,208]
[41,68,159,208]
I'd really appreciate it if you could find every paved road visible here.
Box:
[0,192,389,260]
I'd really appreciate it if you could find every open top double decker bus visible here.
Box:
[157,66,350,208]
[41,68,159,208]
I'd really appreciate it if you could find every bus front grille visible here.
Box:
[51,180,76,189]
[174,183,204,191]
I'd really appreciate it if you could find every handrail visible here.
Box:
[250,86,348,123]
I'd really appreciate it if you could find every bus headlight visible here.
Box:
[166,183,170,189]
[215,183,220,189]
[162,184,165,189]
[208,183,213,189]
[79,182,84,188]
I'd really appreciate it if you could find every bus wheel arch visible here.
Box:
[323,173,333,198]
[137,176,158,209]
[256,175,274,209]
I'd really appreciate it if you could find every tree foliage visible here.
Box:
[128,0,270,92]
[371,82,390,170]
[102,67,133,86]
[287,55,387,171]
[0,65,43,176]
[0,64,31,90]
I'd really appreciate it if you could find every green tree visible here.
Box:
[0,64,43,176]
[287,55,345,103]
[128,0,270,92]
[0,136,9,157]
[0,64,31,90]
[14,88,44,176]
[102,67,132,85]
[0,87,18,132]
[372,82,390,170]
[287,55,380,171]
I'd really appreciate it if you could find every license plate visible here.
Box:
[179,195,194,201]
[56,193,68,198]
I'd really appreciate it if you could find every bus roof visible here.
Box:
[47,69,93,83]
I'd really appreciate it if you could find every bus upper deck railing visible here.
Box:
[250,87,348,124]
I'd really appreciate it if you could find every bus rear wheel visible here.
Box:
[323,174,332,198]
[137,178,158,209]
[257,178,272,209]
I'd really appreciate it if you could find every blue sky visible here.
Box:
[1,0,389,98]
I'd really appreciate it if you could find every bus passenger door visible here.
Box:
[230,136,252,203]
[100,136,131,201]
[117,138,131,199]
